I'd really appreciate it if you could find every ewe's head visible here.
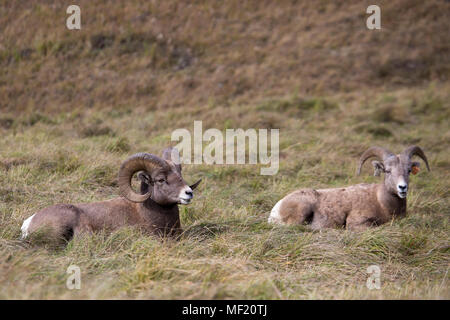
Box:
[357,146,430,199]
[118,148,201,205]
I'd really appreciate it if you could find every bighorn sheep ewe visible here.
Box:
[21,148,201,241]
[268,146,430,230]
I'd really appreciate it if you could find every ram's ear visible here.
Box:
[137,172,152,185]
[371,160,385,177]
[411,161,420,175]
[137,172,152,195]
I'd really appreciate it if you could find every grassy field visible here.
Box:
[0,1,449,299]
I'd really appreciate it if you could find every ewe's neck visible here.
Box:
[377,184,407,217]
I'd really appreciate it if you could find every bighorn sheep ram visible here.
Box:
[21,148,201,241]
[268,146,430,230]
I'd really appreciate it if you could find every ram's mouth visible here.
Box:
[179,198,192,204]
[398,191,407,198]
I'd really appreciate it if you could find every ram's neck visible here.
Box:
[139,198,181,236]
[143,198,178,211]
[377,184,407,217]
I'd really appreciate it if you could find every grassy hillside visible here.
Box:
[0,0,449,299]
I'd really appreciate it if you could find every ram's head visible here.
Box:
[118,148,201,205]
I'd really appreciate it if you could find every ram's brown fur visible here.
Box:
[21,148,201,242]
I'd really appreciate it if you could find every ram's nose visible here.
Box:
[179,186,193,204]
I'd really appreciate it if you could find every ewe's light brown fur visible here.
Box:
[277,183,406,230]
[269,146,429,230]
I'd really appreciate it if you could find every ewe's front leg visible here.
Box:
[345,213,379,231]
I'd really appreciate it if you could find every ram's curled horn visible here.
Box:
[402,145,431,171]
[190,179,202,190]
[357,146,394,175]
[118,153,169,203]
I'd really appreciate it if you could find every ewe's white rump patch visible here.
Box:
[268,199,283,224]
[21,214,35,239]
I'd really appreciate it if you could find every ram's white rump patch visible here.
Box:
[21,214,35,239]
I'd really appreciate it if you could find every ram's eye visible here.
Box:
[157,178,165,183]
[385,170,391,174]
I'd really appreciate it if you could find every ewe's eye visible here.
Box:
[385,169,391,174]
[408,169,412,173]
[157,178,165,183]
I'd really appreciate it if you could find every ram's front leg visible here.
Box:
[170,220,183,240]
[172,227,184,241]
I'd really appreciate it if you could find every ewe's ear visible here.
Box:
[162,147,182,172]
[411,161,420,175]
[371,160,385,177]
[137,172,152,185]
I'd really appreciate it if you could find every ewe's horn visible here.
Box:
[190,179,202,190]
[118,153,169,203]
[402,146,430,171]
[357,146,394,175]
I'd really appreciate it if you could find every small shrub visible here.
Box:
[20,112,56,126]
[90,34,115,50]
[38,152,81,175]
[79,124,115,138]
[354,123,393,137]
[106,137,130,153]
[399,233,427,256]
[84,165,116,187]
